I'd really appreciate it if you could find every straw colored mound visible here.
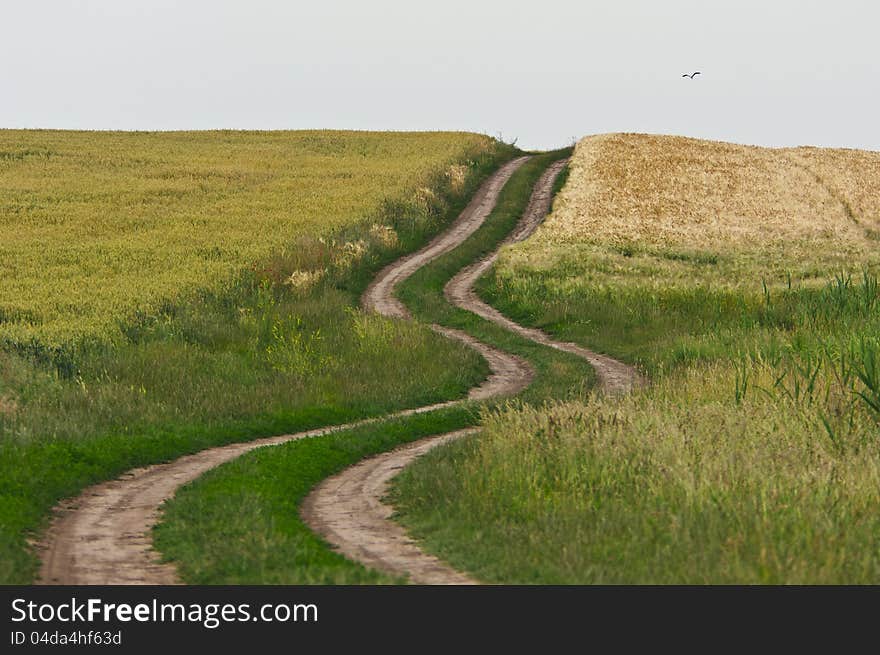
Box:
[536,133,880,253]
[785,146,880,236]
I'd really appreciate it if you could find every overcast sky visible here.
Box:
[2,0,878,151]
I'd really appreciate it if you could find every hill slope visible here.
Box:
[544,133,879,250]
[393,134,880,584]
[510,133,880,288]
[0,130,493,346]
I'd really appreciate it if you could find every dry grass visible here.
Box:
[785,146,880,235]
[534,133,880,260]
[0,393,17,419]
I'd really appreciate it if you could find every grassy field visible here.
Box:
[152,151,597,583]
[393,134,880,583]
[0,130,513,583]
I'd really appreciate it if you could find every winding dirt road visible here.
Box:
[37,156,531,585]
[301,158,642,584]
[37,153,640,585]
[445,159,640,395]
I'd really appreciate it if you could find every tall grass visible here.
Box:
[392,134,880,584]
[395,273,880,583]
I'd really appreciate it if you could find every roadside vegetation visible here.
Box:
[0,130,513,583]
[152,150,593,583]
[393,134,880,583]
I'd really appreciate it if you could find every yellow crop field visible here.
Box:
[0,130,493,345]
[511,133,880,288]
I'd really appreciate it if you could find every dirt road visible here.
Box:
[300,158,642,584]
[445,158,641,395]
[37,156,531,585]
[38,154,640,585]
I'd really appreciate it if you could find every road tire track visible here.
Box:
[301,158,643,584]
[301,430,481,585]
[445,158,642,395]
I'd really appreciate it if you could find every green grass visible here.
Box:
[154,407,478,584]
[151,150,595,583]
[393,356,880,583]
[0,134,515,584]
[390,155,880,583]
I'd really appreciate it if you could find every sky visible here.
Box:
[2,0,878,151]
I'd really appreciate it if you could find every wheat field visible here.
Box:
[0,130,493,346]
[504,134,880,291]
[538,133,880,249]
[0,130,509,583]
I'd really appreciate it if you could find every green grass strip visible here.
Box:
[154,406,478,584]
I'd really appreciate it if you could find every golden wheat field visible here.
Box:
[519,134,880,282]
[0,130,493,346]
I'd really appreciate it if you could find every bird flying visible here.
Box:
[682,72,701,79]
